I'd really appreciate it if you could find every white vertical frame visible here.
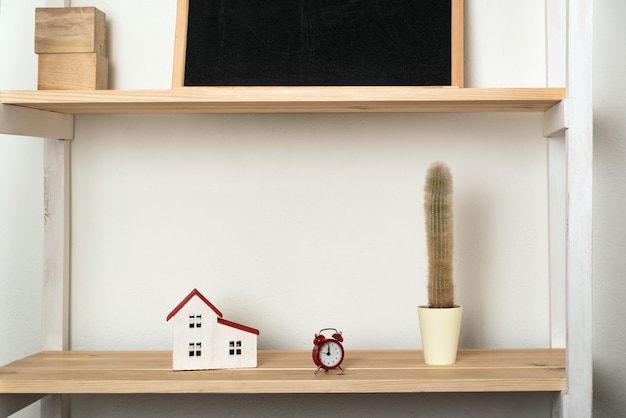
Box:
[41,0,73,350]
[41,1,72,416]
[42,138,71,352]
[563,0,594,415]
[545,0,568,354]
[41,138,71,418]
[545,0,593,416]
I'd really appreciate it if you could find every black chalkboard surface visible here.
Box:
[173,0,463,87]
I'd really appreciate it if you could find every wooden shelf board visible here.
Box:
[0,349,565,394]
[0,87,565,114]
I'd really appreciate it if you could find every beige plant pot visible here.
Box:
[417,305,463,365]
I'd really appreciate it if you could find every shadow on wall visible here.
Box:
[455,187,491,349]
[592,114,626,416]
[69,392,554,418]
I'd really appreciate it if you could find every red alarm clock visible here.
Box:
[312,328,345,373]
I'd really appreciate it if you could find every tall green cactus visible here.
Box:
[424,162,455,308]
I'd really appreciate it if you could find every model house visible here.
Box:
[166,288,260,371]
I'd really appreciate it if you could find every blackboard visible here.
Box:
[173,0,463,87]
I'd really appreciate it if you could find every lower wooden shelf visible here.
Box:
[0,349,564,394]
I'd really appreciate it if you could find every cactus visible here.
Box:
[424,162,454,308]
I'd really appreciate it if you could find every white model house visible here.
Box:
[166,288,260,371]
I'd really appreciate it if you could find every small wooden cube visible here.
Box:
[35,7,106,56]
[38,53,108,90]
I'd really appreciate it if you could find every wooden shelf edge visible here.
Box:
[0,87,565,114]
[0,349,565,394]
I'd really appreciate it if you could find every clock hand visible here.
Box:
[326,345,331,356]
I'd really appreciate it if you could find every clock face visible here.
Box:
[317,341,344,368]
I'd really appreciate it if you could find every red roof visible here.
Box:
[166,288,223,321]
[218,318,260,335]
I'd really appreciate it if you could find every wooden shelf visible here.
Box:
[0,87,565,114]
[0,349,565,394]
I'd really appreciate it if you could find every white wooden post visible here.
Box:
[39,2,73,417]
[545,0,568,349]
[545,3,568,415]
[41,138,71,418]
[562,0,594,416]
[42,138,71,352]
[545,0,594,417]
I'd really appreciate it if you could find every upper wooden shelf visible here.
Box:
[0,87,565,114]
[0,349,565,394]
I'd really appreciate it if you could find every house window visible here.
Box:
[188,314,202,328]
[229,340,242,355]
[188,342,202,357]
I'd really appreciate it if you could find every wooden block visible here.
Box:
[38,53,108,90]
[35,7,106,56]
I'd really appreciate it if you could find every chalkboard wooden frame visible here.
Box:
[172,0,463,88]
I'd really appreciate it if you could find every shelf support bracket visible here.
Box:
[543,100,568,138]
[0,104,74,139]
[0,394,46,417]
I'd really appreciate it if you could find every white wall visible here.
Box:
[0,0,606,416]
